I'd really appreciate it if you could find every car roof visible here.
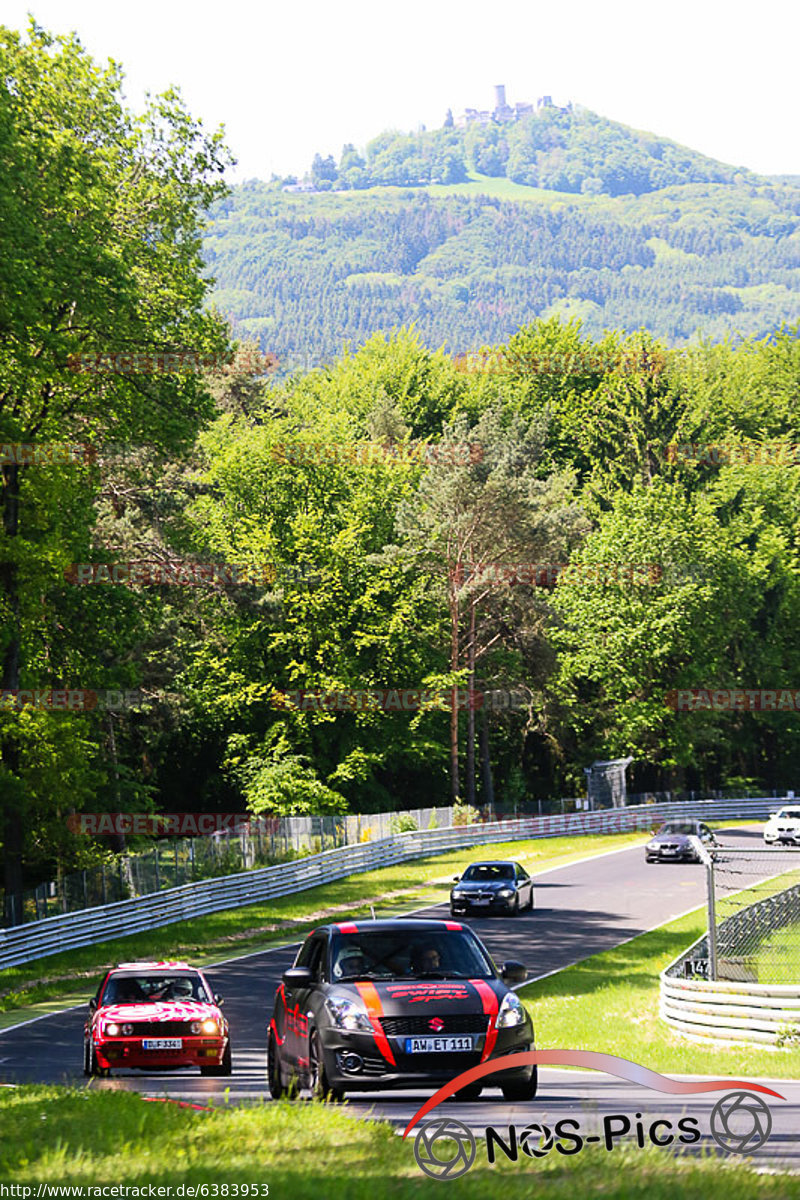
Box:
[114,961,196,971]
[319,919,467,935]
[462,860,517,867]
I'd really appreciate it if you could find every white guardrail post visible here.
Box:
[0,796,782,972]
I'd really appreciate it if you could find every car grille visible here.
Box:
[115,1021,198,1036]
[381,1015,490,1036]
[659,843,682,851]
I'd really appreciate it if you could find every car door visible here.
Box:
[87,972,110,1045]
[283,935,325,1074]
[515,863,532,905]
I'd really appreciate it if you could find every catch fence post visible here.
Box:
[707,855,718,982]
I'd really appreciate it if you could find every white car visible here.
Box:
[763,806,800,845]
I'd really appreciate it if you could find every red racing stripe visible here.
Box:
[470,979,499,1062]
[444,921,462,930]
[355,981,397,1066]
[270,984,287,1045]
[337,922,358,933]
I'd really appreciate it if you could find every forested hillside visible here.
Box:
[303,105,757,196]
[206,177,800,361]
[4,24,800,910]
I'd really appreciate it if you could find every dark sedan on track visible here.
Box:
[267,918,536,1102]
[645,820,718,863]
[450,860,534,917]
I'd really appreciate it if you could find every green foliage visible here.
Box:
[309,106,752,197]
[388,812,418,834]
[453,801,480,826]
[205,178,800,365]
[3,19,800,899]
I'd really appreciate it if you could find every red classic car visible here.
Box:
[83,960,231,1077]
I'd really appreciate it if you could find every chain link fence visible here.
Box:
[4,808,455,926]
[708,845,800,984]
[4,789,789,928]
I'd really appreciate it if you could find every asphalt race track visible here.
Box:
[2,826,798,1169]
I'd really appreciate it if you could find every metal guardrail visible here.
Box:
[661,845,800,1046]
[661,940,800,1046]
[0,796,780,972]
[3,806,459,926]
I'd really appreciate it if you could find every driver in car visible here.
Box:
[335,948,368,979]
[411,945,442,974]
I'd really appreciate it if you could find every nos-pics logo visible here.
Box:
[405,1051,782,1181]
[414,1119,476,1181]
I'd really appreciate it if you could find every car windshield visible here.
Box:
[658,823,697,835]
[329,929,495,981]
[461,863,514,881]
[776,810,800,820]
[102,972,210,1005]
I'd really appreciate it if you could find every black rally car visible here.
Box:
[267,918,536,1102]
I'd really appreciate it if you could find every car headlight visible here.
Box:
[121,1023,134,1036]
[498,888,514,898]
[201,1019,220,1036]
[326,995,374,1033]
[496,992,526,1029]
[451,889,465,898]
[647,840,660,850]
[104,1022,120,1037]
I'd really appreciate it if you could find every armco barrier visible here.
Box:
[661,864,800,1046]
[661,936,800,1046]
[0,797,780,971]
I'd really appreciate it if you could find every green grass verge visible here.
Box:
[715,862,800,985]
[753,917,800,986]
[0,831,650,1022]
[0,1087,797,1195]
[519,905,800,1078]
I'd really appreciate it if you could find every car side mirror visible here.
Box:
[501,960,527,986]
[88,997,97,1013]
[214,994,224,1006]
[282,966,314,988]
[452,875,460,883]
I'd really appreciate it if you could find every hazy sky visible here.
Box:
[3,0,798,180]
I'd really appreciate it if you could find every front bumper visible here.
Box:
[92,1036,227,1070]
[450,894,517,913]
[645,847,697,861]
[317,1019,534,1091]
